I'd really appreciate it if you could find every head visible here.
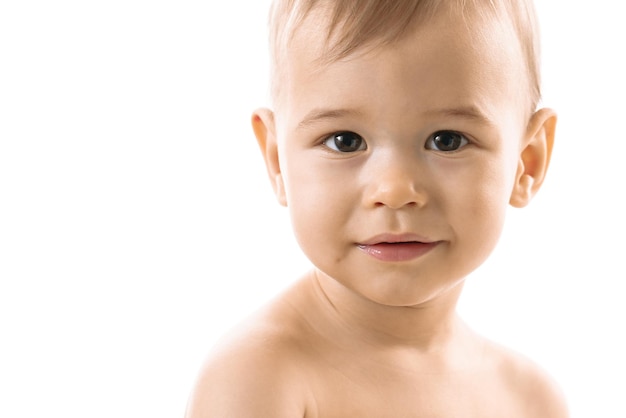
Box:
[252,0,556,307]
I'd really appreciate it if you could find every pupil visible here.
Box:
[435,132,460,150]
[335,132,361,151]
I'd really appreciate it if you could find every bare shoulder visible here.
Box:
[184,295,314,418]
[486,339,570,418]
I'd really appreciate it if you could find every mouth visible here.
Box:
[356,234,440,262]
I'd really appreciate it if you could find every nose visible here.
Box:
[362,151,427,209]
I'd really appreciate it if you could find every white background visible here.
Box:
[1,1,624,417]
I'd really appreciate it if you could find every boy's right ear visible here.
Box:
[252,108,287,206]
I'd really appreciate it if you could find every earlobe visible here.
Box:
[509,108,557,208]
[252,108,287,206]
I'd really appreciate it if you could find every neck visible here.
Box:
[309,269,468,352]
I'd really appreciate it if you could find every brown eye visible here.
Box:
[426,131,468,152]
[323,131,366,153]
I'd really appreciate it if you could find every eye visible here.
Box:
[323,131,367,153]
[425,130,469,152]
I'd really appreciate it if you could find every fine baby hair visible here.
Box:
[267,0,542,115]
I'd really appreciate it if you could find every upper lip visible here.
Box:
[358,233,434,246]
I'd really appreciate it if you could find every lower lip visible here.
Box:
[357,242,439,262]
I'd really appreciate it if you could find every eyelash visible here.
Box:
[321,130,470,153]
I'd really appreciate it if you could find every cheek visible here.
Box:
[282,155,358,252]
[441,157,514,252]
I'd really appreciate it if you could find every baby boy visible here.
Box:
[186,0,568,416]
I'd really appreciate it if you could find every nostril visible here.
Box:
[374,199,419,209]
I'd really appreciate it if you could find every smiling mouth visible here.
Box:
[356,241,439,262]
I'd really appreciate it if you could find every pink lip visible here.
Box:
[357,234,440,262]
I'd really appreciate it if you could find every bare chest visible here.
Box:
[301,363,528,418]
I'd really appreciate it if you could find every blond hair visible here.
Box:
[267,0,542,114]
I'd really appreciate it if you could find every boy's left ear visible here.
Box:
[509,108,557,208]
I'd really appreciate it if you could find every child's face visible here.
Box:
[255,7,551,307]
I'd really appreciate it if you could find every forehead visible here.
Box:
[276,5,528,128]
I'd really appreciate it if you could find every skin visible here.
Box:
[185,5,567,418]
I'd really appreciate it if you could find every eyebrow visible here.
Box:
[423,105,495,126]
[296,105,495,129]
[297,108,364,129]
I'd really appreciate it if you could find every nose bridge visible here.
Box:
[363,145,427,209]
